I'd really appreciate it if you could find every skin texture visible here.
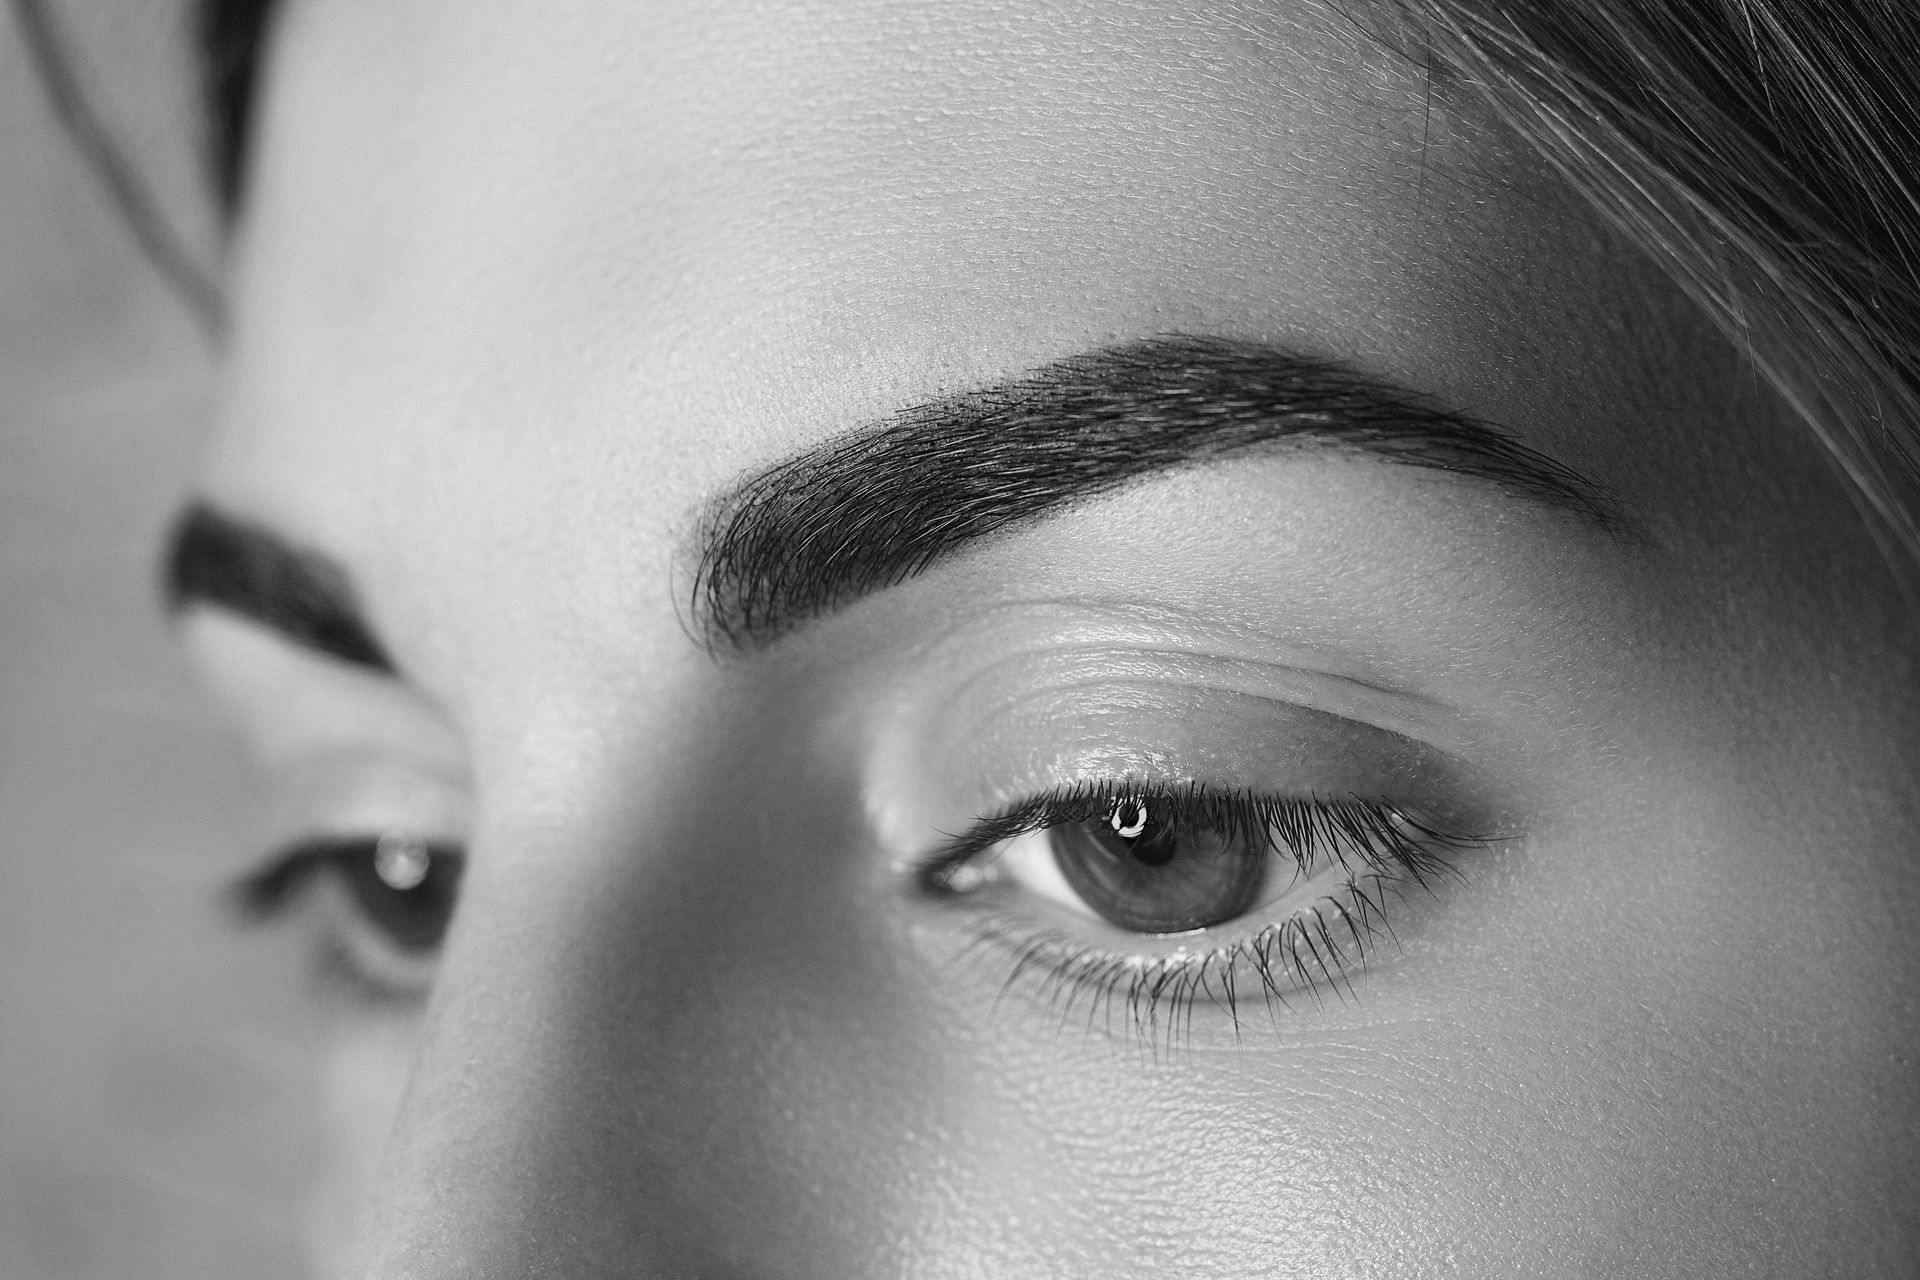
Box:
[183,0,1920,1275]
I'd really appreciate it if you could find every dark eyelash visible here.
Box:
[915,782,1485,1047]
[227,836,466,1005]
[225,835,466,923]
[952,906,1409,1051]
[227,837,364,923]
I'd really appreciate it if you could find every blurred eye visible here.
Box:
[345,833,462,952]
[231,833,464,1001]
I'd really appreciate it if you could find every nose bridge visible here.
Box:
[353,694,943,1280]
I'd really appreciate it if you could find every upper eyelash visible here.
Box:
[227,837,365,923]
[917,780,1474,896]
[915,781,1486,1046]
[225,835,466,923]
[228,836,466,1006]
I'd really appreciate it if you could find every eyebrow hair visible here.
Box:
[163,504,394,673]
[693,335,1618,651]
[195,0,282,215]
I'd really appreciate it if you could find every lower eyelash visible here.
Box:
[946,866,1420,1052]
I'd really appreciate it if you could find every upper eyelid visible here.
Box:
[873,607,1500,767]
[181,610,466,771]
[917,781,1483,888]
[866,634,1500,825]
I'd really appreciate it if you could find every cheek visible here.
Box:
[311,1019,418,1280]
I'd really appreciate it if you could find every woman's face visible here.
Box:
[178,0,1920,1274]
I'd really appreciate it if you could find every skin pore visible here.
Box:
[176,0,1920,1275]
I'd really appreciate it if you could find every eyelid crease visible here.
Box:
[937,643,1488,760]
[864,655,1499,865]
[860,596,1505,752]
[888,594,1471,691]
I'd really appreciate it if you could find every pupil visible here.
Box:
[1048,795,1264,933]
[374,833,433,890]
[1109,800,1177,867]
[345,842,463,952]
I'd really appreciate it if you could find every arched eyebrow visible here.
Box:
[163,504,394,673]
[163,339,1619,669]
[692,335,1622,652]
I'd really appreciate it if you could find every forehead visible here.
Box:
[210,0,1686,690]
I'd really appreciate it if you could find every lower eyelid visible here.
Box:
[938,882,1397,1045]
[311,875,445,1006]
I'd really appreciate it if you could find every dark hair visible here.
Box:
[5,0,278,331]
[30,0,1920,573]
[9,0,228,328]
[1377,0,1920,573]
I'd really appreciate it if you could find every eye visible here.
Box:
[339,833,463,952]
[231,833,465,1001]
[926,784,1460,934]
[918,784,1480,1039]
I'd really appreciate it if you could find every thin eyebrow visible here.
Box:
[692,335,1621,652]
[162,504,395,673]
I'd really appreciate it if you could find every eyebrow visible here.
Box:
[163,505,394,673]
[164,337,1615,668]
[693,335,1619,651]
[196,0,282,215]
